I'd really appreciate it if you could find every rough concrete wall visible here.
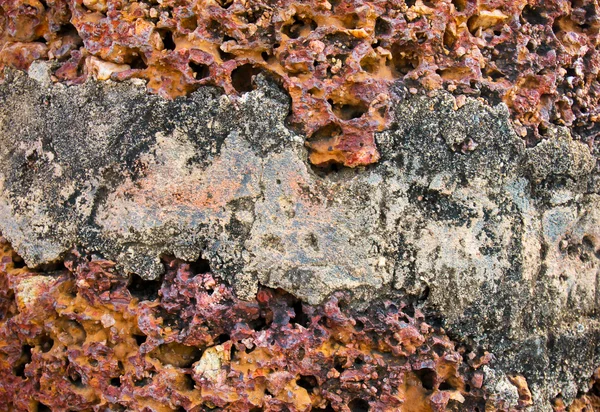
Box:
[0,64,599,410]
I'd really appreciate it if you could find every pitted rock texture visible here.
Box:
[0,67,600,409]
[2,0,600,166]
[556,367,600,411]
[1,238,503,411]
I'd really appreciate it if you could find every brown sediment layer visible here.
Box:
[1,0,600,166]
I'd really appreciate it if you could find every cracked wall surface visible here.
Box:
[0,65,600,410]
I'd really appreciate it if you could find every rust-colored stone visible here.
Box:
[553,368,600,412]
[1,0,600,166]
[0,235,495,411]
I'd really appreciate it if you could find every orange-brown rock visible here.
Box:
[553,368,600,412]
[2,0,600,166]
[0,235,499,411]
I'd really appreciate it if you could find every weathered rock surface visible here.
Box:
[0,239,497,411]
[1,65,600,409]
[4,0,600,166]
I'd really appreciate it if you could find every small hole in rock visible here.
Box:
[416,32,427,44]
[354,319,364,332]
[39,334,53,353]
[190,257,211,275]
[135,377,151,387]
[414,368,436,390]
[360,55,380,74]
[342,13,359,29]
[309,123,343,142]
[282,15,317,39]
[189,62,210,80]
[110,377,121,387]
[583,235,596,250]
[219,49,235,62]
[37,403,51,412]
[390,44,419,76]
[38,261,67,273]
[297,375,318,394]
[216,0,233,8]
[249,316,268,331]
[230,343,237,360]
[418,285,430,303]
[180,15,198,32]
[375,17,391,36]
[128,274,162,301]
[231,64,262,93]
[182,374,195,390]
[403,304,415,318]
[160,30,176,50]
[467,15,480,35]
[452,0,467,11]
[134,334,146,346]
[208,19,225,38]
[243,8,263,23]
[443,26,457,49]
[328,99,368,120]
[439,381,454,390]
[14,345,33,377]
[150,343,202,368]
[68,371,83,387]
[12,255,26,268]
[522,5,548,25]
[334,356,346,373]
[216,333,230,344]
[291,300,310,327]
[348,398,370,412]
[129,55,148,70]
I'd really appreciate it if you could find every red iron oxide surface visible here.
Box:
[1,0,600,166]
[0,235,535,411]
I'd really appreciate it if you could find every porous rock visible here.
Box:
[3,0,600,166]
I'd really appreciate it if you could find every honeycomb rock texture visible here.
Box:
[1,66,600,410]
[2,0,600,166]
[0,237,507,411]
